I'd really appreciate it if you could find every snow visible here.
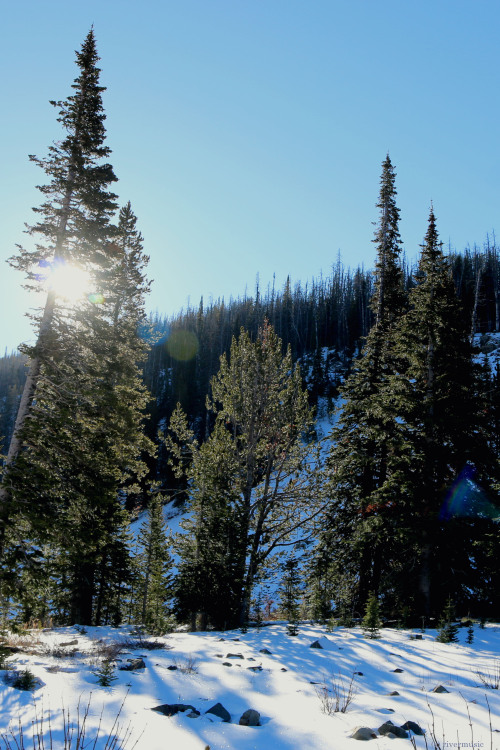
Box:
[1,622,499,749]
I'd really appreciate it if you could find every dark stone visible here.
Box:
[119,658,146,671]
[247,665,263,671]
[60,639,78,647]
[401,721,425,736]
[166,665,178,670]
[387,691,400,696]
[239,709,260,726]
[432,685,449,693]
[231,638,240,641]
[415,634,423,640]
[354,671,364,676]
[222,662,232,667]
[281,667,287,672]
[152,703,197,717]
[310,640,323,649]
[378,721,408,739]
[206,702,231,722]
[226,653,244,659]
[392,668,404,673]
[259,648,272,655]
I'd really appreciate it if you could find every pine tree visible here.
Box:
[361,591,381,639]
[167,321,324,628]
[134,493,173,635]
[385,208,497,616]
[0,29,118,557]
[280,557,302,636]
[436,598,459,643]
[319,156,406,613]
[1,32,154,625]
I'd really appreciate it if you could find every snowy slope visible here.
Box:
[1,622,499,749]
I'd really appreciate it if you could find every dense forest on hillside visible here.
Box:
[2,240,499,476]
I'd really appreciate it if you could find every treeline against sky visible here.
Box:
[2,239,499,480]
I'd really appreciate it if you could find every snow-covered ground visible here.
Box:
[1,622,499,749]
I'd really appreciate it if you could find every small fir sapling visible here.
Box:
[361,592,381,639]
[436,598,459,643]
[466,624,474,644]
[92,659,118,687]
[280,558,302,636]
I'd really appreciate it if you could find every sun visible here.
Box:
[47,262,91,304]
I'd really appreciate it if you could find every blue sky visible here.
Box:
[1,0,499,352]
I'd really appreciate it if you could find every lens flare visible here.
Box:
[440,465,500,522]
[166,330,199,361]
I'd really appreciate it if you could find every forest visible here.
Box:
[0,30,499,634]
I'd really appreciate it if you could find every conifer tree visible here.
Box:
[134,493,173,635]
[280,557,302,635]
[0,29,118,557]
[1,32,154,624]
[167,321,324,628]
[361,591,381,639]
[384,208,498,616]
[319,156,406,612]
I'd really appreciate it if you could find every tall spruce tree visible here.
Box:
[133,493,173,634]
[0,29,118,558]
[319,156,406,614]
[383,208,499,616]
[2,32,154,625]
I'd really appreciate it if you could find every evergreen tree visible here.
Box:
[1,32,154,624]
[385,208,498,616]
[361,591,381,639]
[436,598,459,643]
[280,557,302,635]
[134,493,173,634]
[0,29,119,558]
[167,321,324,628]
[319,155,406,613]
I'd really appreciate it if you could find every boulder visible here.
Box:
[387,690,400,696]
[378,721,408,739]
[226,653,244,659]
[119,658,146,671]
[432,685,449,693]
[247,665,263,672]
[310,640,323,649]
[350,726,377,740]
[152,703,197,717]
[222,662,232,667]
[401,721,425,735]
[259,648,272,655]
[391,668,404,673]
[239,709,261,726]
[60,639,78,647]
[206,702,231,722]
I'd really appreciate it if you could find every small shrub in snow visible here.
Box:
[475,660,500,689]
[315,670,357,714]
[0,693,139,749]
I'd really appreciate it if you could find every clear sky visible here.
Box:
[1,0,499,352]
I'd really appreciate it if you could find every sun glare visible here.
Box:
[47,262,91,304]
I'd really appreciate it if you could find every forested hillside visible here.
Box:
[0,31,499,634]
